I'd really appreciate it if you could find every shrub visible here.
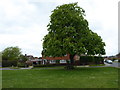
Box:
[17,62,25,67]
[2,60,17,67]
[79,56,104,65]
[118,59,120,62]
[33,63,67,67]
[94,56,104,64]
[34,64,57,67]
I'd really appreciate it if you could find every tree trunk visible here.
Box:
[70,54,75,65]
[65,54,75,70]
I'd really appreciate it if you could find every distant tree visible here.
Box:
[116,53,120,62]
[116,52,120,57]
[2,46,22,61]
[42,3,105,69]
[19,54,28,62]
[0,52,2,62]
[0,52,2,66]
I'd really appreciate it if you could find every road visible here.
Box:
[104,62,120,67]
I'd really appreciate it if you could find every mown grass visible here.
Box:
[2,67,119,88]
[89,64,105,66]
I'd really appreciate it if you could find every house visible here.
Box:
[26,53,104,66]
[26,55,34,60]
[116,53,120,59]
[30,59,43,65]
[42,54,70,61]
[42,54,80,65]
[25,54,45,65]
[42,54,69,65]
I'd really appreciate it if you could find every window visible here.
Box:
[50,60,56,64]
[60,60,67,63]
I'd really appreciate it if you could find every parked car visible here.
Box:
[114,60,118,62]
[105,60,112,64]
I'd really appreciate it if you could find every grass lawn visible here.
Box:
[2,67,119,88]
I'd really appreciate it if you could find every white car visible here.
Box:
[106,60,112,64]
[114,60,118,62]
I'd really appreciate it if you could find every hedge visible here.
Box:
[79,56,104,65]
[2,60,17,67]
[17,62,26,67]
[33,63,67,67]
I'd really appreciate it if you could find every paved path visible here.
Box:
[0,67,31,70]
[104,62,120,67]
[0,68,19,70]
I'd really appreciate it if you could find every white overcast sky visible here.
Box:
[0,0,118,57]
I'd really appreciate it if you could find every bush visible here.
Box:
[34,64,56,67]
[79,56,104,65]
[2,60,17,67]
[33,63,67,67]
[80,56,94,65]
[94,56,104,64]
[17,62,26,67]
[118,59,120,62]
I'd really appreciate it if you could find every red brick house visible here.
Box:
[42,54,70,60]
[42,54,80,65]
[116,53,120,59]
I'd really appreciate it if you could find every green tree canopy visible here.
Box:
[19,54,28,62]
[2,46,22,61]
[42,3,105,64]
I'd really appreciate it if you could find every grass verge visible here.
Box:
[2,67,119,88]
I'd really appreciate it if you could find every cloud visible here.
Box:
[0,0,118,57]
[0,23,48,56]
[80,0,118,56]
